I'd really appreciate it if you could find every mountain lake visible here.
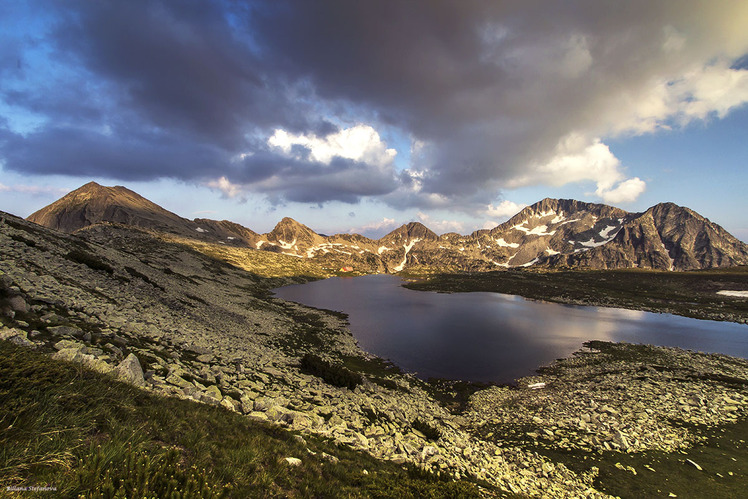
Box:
[274,274,748,384]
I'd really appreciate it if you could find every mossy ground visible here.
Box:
[0,341,493,498]
[485,416,748,499]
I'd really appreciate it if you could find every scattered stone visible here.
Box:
[284,457,302,466]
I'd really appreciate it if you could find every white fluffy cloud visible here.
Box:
[508,134,646,204]
[606,58,748,135]
[484,200,528,218]
[268,125,396,168]
[348,217,398,237]
[416,212,464,234]
[596,177,647,204]
[206,176,243,199]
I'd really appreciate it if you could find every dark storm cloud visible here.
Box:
[0,125,227,181]
[1,0,747,208]
[249,0,748,203]
[228,152,398,204]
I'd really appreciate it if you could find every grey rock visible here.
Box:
[8,295,28,313]
[116,353,145,387]
[220,396,240,412]
[203,384,223,402]
[166,374,193,389]
[47,325,84,338]
[53,347,84,362]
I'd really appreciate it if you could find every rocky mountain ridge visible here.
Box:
[27,182,748,272]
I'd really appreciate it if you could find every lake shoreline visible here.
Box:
[403,267,748,325]
[274,273,748,384]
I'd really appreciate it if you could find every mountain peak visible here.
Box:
[381,222,438,242]
[267,217,322,246]
[27,181,187,233]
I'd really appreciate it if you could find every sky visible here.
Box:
[1,0,747,241]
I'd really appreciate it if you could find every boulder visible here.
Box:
[202,384,223,403]
[7,295,28,313]
[54,339,85,351]
[47,325,84,338]
[166,374,193,390]
[53,347,84,362]
[116,353,145,387]
[220,396,240,412]
[0,327,23,341]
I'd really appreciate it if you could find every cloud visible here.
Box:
[416,212,464,234]
[268,125,396,167]
[506,134,647,204]
[348,217,398,238]
[0,182,69,196]
[485,200,527,218]
[206,176,244,199]
[596,177,647,204]
[1,0,747,210]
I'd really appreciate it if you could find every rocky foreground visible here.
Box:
[2,212,748,497]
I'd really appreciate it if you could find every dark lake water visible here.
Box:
[274,274,748,384]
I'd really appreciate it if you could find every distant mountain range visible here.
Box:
[27,182,748,272]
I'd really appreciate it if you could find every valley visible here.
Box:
[2,182,748,497]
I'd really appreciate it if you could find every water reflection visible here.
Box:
[274,274,748,383]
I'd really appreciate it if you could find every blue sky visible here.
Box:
[1,1,747,241]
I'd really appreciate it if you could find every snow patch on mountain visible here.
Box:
[495,237,520,248]
[599,225,619,239]
[513,222,556,236]
[551,213,566,224]
[579,237,608,248]
[394,239,420,272]
[277,238,297,250]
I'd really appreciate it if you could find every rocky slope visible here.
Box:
[27,182,748,272]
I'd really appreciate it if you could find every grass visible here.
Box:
[405,267,748,323]
[0,341,489,497]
